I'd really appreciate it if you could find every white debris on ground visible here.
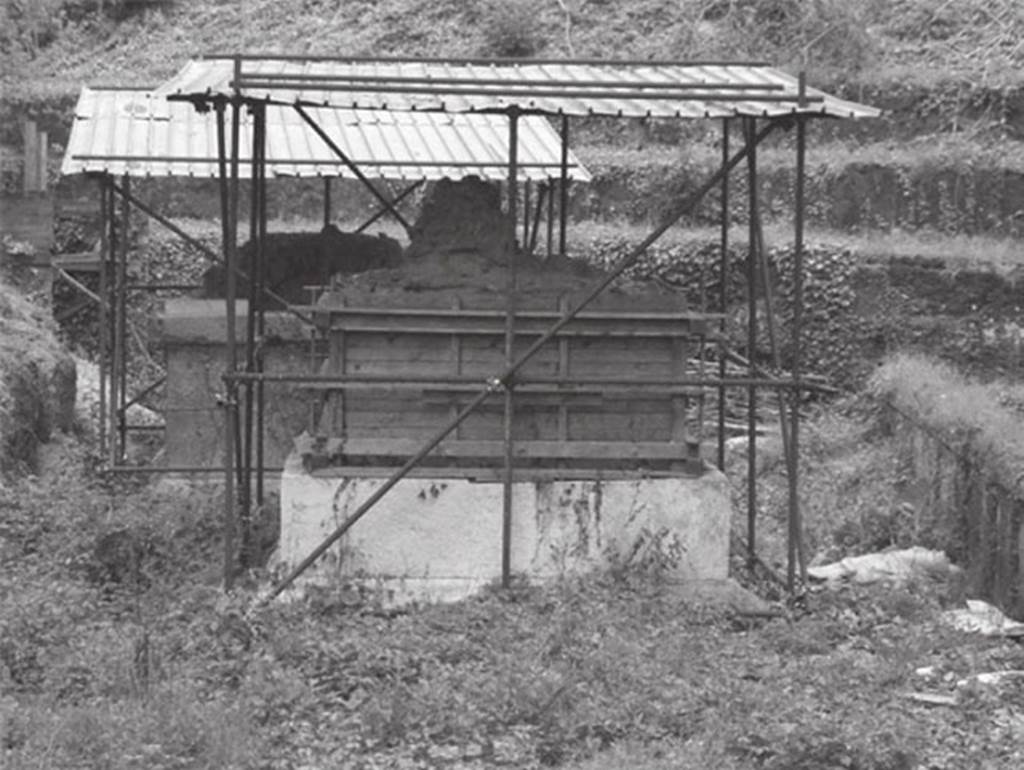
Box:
[942,598,1024,638]
[806,546,962,585]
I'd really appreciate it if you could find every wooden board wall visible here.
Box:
[312,303,710,473]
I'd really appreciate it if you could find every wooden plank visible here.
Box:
[422,385,703,400]
[340,393,694,415]
[328,319,703,338]
[329,437,698,461]
[301,303,715,322]
[340,333,676,364]
[311,465,702,481]
[344,406,559,442]
[567,410,676,443]
[298,379,704,396]
[457,413,560,442]
[311,299,711,468]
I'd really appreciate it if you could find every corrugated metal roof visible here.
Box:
[156,57,880,120]
[61,88,591,181]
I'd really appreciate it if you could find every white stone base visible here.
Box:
[278,455,732,605]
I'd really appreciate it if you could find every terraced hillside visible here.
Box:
[3,1,1021,229]
[2,0,1023,383]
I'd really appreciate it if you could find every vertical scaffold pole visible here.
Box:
[216,92,237,591]
[115,174,130,463]
[243,99,261,567]
[323,177,332,228]
[97,175,109,459]
[546,180,555,258]
[789,75,809,590]
[717,118,730,472]
[559,115,570,257]
[255,103,268,512]
[502,107,520,589]
[106,180,117,465]
[745,117,758,570]
[523,179,531,249]
[229,61,247,545]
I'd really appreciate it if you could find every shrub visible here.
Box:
[869,353,1024,493]
[479,0,549,58]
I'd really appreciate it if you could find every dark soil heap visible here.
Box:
[200,225,402,306]
[324,177,683,311]
[405,178,512,263]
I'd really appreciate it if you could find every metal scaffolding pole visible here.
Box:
[744,117,758,570]
[255,103,268,514]
[717,118,729,472]
[559,115,570,257]
[115,174,130,464]
[546,180,555,258]
[789,77,809,589]
[216,87,239,590]
[528,182,547,255]
[503,107,520,588]
[242,101,261,567]
[229,70,246,530]
[355,180,423,234]
[97,174,109,458]
[106,179,117,463]
[522,179,530,249]
[323,177,332,227]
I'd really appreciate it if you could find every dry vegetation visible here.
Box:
[3,0,1024,102]
[1,339,1023,767]
[1,433,1023,769]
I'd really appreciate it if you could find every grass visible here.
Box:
[2,402,1023,768]
[869,353,1024,493]
[564,220,1024,269]
[3,0,1022,102]
[579,134,1024,173]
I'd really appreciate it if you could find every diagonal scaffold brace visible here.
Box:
[257,118,784,604]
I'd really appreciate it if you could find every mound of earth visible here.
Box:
[200,225,403,306]
[323,177,685,311]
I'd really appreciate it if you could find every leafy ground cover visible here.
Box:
[2,406,1024,769]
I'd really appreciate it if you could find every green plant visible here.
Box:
[479,0,549,58]
[869,353,1024,491]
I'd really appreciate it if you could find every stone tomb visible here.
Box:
[161,179,732,600]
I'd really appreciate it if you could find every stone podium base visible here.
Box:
[278,455,732,605]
